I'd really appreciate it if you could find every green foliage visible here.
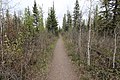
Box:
[62,11,72,32]
[33,0,39,31]
[24,7,34,36]
[98,0,120,35]
[73,0,80,31]
[38,7,44,31]
[46,3,58,36]
[63,32,120,80]
[62,14,67,31]
[63,0,120,79]
[93,5,99,31]
[1,0,120,80]
[0,2,57,80]
[66,10,72,31]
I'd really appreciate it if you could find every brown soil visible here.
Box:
[47,36,79,80]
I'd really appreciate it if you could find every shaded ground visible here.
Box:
[47,36,78,80]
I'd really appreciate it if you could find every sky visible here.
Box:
[6,0,99,27]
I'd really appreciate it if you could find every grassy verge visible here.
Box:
[27,37,58,80]
[63,38,91,80]
[63,34,120,80]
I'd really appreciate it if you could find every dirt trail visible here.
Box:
[47,36,78,80]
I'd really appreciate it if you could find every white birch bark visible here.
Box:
[87,0,92,66]
[78,26,81,53]
[113,27,117,68]
[87,23,91,66]
[0,0,4,66]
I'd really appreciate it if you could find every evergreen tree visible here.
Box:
[38,6,44,31]
[66,10,72,31]
[5,9,10,34]
[13,12,18,39]
[33,0,39,31]
[46,12,51,31]
[62,14,67,32]
[111,0,120,24]
[99,0,120,35]
[62,11,72,32]
[73,0,80,31]
[46,3,58,35]
[93,5,99,31]
[101,0,110,20]
[24,7,34,35]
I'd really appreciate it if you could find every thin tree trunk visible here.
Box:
[112,0,118,69]
[20,60,23,80]
[87,24,91,66]
[0,1,3,64]
[78,27,81,54]
[87,0,92,66]
[113,28,117,68]
[1,6,6,78]
[0,13,4,64]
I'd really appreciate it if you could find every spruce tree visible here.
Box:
[33,0,39,31]
[13,12,18,39]
[73,0,80,31]
[46,3,58,35]
[38,7,44,31]
[93,5,99,31]
[62,11,72,32]
[6,9,10,33]
[66,10,72,31]
[24,7,34,35]
[46,11,51,31]
[99,0,120,35]
[62,14,67,32]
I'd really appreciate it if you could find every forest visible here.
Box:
[0,0,120,80]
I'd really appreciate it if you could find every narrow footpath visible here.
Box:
[47,36,78,80]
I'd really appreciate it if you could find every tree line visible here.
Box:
[62,0,120,79]
[0,0,58,80]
